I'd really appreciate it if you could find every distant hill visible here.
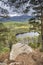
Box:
[0,15,32,22]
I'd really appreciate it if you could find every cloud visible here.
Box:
[0,0,35,17]
[9,13,23,17]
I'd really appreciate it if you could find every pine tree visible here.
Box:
[29,0,43,51]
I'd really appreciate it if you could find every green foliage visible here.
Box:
[29,42,41,49]
[0,22,29,52]
[0,46,10,53]
[0,21,41,53]
[29,43,37,49]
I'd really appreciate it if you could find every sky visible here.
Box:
[0,0,35,17]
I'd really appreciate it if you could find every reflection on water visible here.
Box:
[16,32,39,38]
[16,32,39,44]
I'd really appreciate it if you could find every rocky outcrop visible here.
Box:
[0,63,7,65]
[10,43,34,60]
[0,43,43,65]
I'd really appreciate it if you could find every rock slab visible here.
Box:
[10,43,34,60]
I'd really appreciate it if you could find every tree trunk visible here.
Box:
[41,17,43,51]
[41,7,43,51]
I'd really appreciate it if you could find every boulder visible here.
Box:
[0,63,7,65]
[9,61,22,65]
[10,43,34,60]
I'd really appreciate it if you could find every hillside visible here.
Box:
[0,15,32,22]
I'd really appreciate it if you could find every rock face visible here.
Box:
[10,43,34,60]
[9,61,22,65]
[0,63,7,65]
[15,53,36,65]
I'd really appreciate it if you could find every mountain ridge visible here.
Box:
[0,15,32,22]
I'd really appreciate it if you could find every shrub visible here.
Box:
[0,47,10,54]
[29,43,37,49]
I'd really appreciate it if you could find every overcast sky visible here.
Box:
[0,0,35,17]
